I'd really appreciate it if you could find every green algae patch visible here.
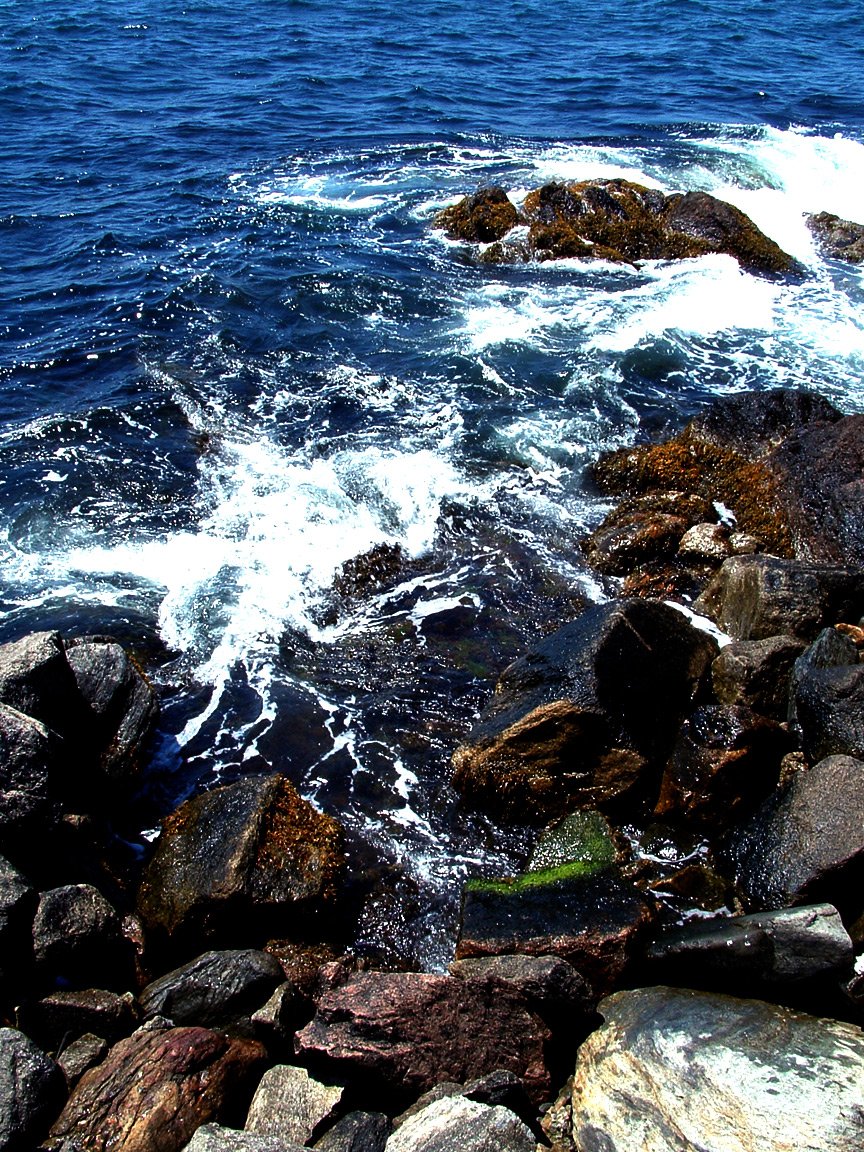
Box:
[466,810,620,896]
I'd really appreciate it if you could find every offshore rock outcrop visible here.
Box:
[435,179,801,276]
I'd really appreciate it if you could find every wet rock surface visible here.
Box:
[436,179,800,276]
[807,210,864,263]
[0,1027,66,1152]
[569,986,864,1152]
[452,598,716,821]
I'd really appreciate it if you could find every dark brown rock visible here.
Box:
[46,1024,267,1152]
[294,971,551,1106]
[139,949,284,1033]
[582,511,688,575]
[452,599,717,821]
[449,953,595,1024]
[711,634,806,719]
[685,388,842,455]
[661,189,802,275]
[16,989,139,1052]
[654,704,795,828]
[694,554,864,641]
[137,775,346,954]
[435,187,520,243]
[807,211,864,263]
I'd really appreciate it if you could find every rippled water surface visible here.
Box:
[2,0,864,967]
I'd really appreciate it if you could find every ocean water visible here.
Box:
[2,0,864,968]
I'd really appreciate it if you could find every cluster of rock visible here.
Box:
[434,179,864,275]
[2,389,864,1150]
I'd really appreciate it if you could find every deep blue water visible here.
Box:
[2,0,864,967]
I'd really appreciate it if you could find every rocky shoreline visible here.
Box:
[2,385,864,1149]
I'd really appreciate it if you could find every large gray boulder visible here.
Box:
[569,986,864,1151]
[384,1095,535,1152]
[184,1125,303,1151]
[452,599,716,821]
[0,1027,66,1151]
[0,632,83,740]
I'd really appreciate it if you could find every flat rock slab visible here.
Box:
[570,986,864,1151]
[295,971,551,1105]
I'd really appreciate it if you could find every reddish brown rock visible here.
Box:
[294,970,551,1106]
[46,1024,267,1152]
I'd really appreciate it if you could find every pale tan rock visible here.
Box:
[244,1065,343,1145]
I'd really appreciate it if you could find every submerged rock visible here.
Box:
[569,986,864,1151]
[807,210,864,263]
[452,599,716,821]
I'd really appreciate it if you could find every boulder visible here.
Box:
[569,986,864,1151]
[644,903,853,994]
[788,626,860,728]
[654,704,794,828]
[16,988,139,1052]
[384,1095,535,1152]
[32,884,134,991]
[56,1033,109,1088]
[456,870,654,995]
[249,982,311,1052]
[687,387,842,452]
[0,704,58,845]
[807,210,864,264]
[245,1065,343,1145]
[184,1125,303,1151]
[0,854,36,987]
[661,189,801,275]
[693,554,864,641]
[434,187,520,243]
[140,950,284,1034]
[0,1027,66,1150]
[452,599,717,821]
[711,634,805,719]
[676,522,732,564]
[313,1111,390,1152]
[793,661,864,764]
[449,953,595,1024]
[768,414,864,568]
[0,632,83,741]
[581,511,689,576]
[727,754,864,918]
[294,970,551,1106]
[46,1024,267,1152]
[137,774,346,953]
[65,637,158,785]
